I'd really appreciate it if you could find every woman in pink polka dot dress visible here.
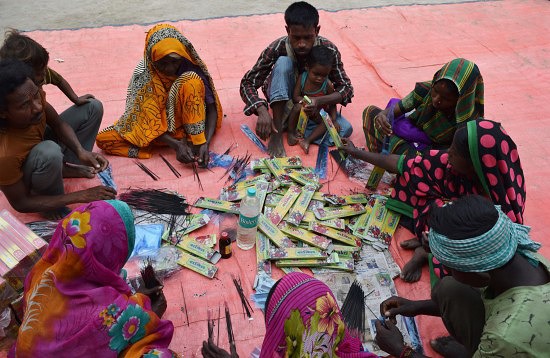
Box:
[340,118,525,282]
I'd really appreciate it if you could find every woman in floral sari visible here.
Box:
[341,118,525,282]
[260,272,377,357]
[96,24,223,166]
[10,200,176,357]
[363,58,483,154]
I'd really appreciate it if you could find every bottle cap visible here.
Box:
[221,231,229,238]
[247,187,257,196]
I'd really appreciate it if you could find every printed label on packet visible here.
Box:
[255,180,270,209]
[251,156,302,171]
[280,267,303,274]
[221,174,271,200]
[176,238,221,264]
[325,256,355,272]
[258,214,296,248]
[364,198,388,242]
[380,210,400,246]
[264,193,283,207]
[299,211,348,230]
[274,252,339,267]
[193,197,240,214]
[313,204,366,220]
[178,213,210,235]
[285,169,321,189]
[319,109,345,161]
[269,246,327,260]
[265,158,294,186]
[256,232,272,276]
[177,251,218,279]
[309,222,360,247]
[268,185,301,225]
[296,95,312,136]
[286,185,316,226]
[278,221,333,251]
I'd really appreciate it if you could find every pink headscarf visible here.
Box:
[261,272,378,357]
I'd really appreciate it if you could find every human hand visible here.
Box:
[201,338,239,358]
[256,106,277,140]
[78,151,109,172]
[339,138,357,155]
[175,141,194,163]
[380,296,418,324]
[197,143,209,168]
[74,94,95,106]
[138,285,167,318]
[76,185,117,202]
[374,320,406,357]
[374,110,392,136]
[302,97,320,117]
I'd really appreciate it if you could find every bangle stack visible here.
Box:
[399,346,414,358]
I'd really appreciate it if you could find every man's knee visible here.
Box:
[31,140,63,170]
[85,98,104,128]
[336,115,353,138]
[272,56,294,76]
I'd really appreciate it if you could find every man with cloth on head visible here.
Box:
[374,195,550,358]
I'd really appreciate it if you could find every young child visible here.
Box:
[287,45,339,154]
[0,30,96,105]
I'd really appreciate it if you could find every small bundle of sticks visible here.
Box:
[159,154,181,178]
[231,274,254,319]
[140,259,162,289]
[220,152,251,185]
[191,161,204,190]
[119,188,188,215]
[341,280,366,337]
[134,160,160,180]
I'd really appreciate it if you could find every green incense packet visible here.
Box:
[268,246,327,260]
[258,214,296,248]
[278,221,333,251]
[193,197,240,214]
[177,251,218,279]
[313,204,366,220]
[309,222,360,247]
[176,238,221,264]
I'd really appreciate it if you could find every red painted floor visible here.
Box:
[1,0,549,356]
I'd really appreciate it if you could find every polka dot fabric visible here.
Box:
[387,118,525,238]
[469,119,525,224]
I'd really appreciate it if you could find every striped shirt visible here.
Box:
[240,36,353,116]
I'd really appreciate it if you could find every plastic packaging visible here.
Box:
[237,188,260,250]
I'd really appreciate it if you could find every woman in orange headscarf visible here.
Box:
[96,24,223,166]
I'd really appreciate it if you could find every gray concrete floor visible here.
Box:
[0,0,486,34]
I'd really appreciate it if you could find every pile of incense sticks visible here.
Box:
[231,275,254,319]
[220,152,251,185]
[341,280,366,337]
[119,188,189,215]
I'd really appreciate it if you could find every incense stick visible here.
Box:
[159,154,181,178]
[224,302,236,352]
[181,282,190,326]
[217,305,221,346]
[191,161,204,190]
[231,275,254,319]
[134,160,160,180]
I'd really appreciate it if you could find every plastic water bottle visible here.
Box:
[237,188,260,250]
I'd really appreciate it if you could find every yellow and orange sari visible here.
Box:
[96,24,223,158]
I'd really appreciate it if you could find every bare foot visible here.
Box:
[41,206,71,220]
[299,140,310,154]
[287,133,299,146]
[400,238,421,250]
[268,134,286,157]
[430,336,469,358]
[63,163,95,178]
[400,247,428,282]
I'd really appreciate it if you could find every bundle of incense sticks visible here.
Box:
[340,280,365,337]
[140,259,162,289]
[119,188,189,215]
[159,154,181,178]
[191,161,204,190]
[231,275,254,319]
[225,302,236,354]
[221,153,252,185]
[134,160,160,180]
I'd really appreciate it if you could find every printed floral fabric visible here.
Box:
[261,272,377,358]
[11,201,175,357]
